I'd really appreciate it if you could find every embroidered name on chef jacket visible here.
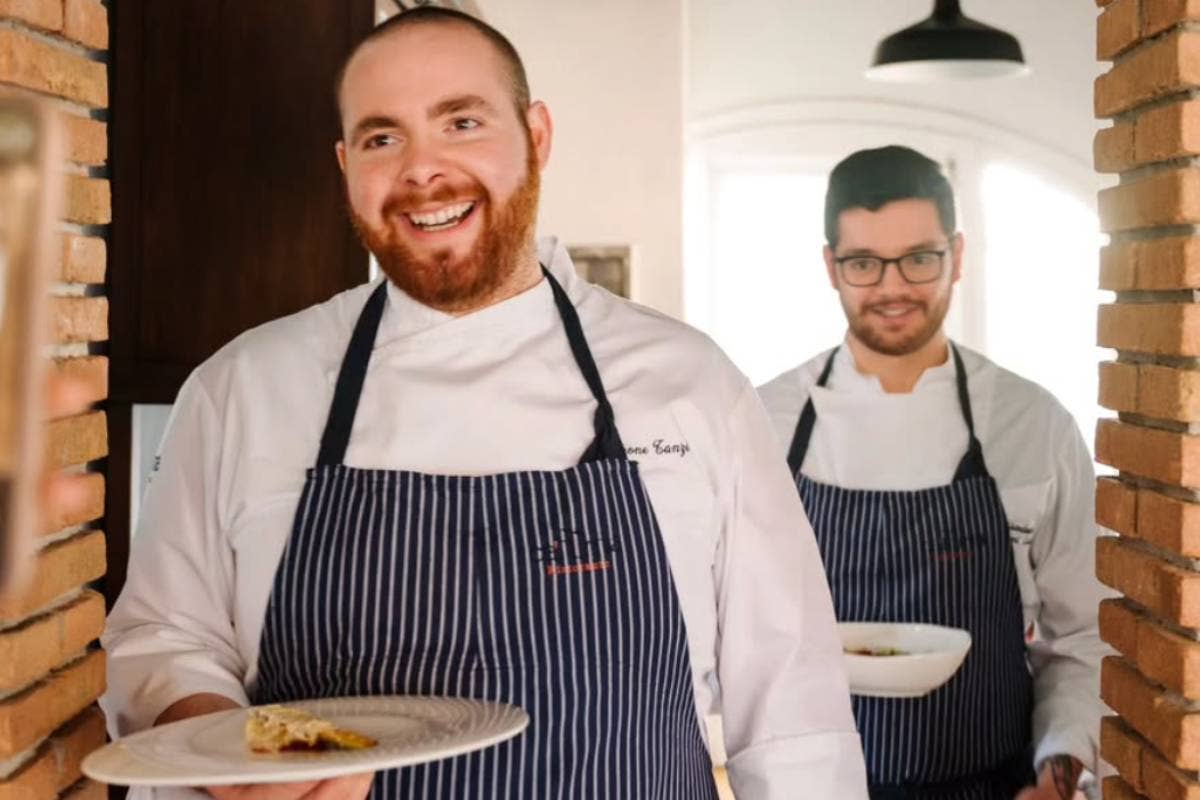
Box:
[625,439,691,458]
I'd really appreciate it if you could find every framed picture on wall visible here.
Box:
[568,245,631,299]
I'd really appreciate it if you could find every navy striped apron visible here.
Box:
[787,345,1033,799]
[253,270,717,799]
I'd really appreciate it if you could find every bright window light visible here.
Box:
[981,162,1108,452]
[703,170,847,384]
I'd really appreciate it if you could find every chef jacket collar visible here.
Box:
[828,335,957,396]
[373,235,582,349]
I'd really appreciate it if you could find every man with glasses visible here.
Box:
[758,145,1109,799]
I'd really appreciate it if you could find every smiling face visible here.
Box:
[824,198,963,356]
[336,21,551,312]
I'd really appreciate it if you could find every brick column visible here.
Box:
[1094,1,1200,798]
[0,1,109,798]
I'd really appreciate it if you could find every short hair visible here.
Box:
[334,7,531,122]
[824,145,956,248]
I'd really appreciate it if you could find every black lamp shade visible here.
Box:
[867,0,1029,82]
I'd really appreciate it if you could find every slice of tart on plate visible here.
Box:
[245,704,377,753]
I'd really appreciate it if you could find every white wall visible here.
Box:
[480,1,687,315]
[688,0,1103,171]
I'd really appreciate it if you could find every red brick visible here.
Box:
[1139,236,1200,289]
[1138,618,1200,700]
[1100,0,1143,61]
[1098,475,1140,534]
[52,296,108,344]
[40,471,103,536]
[62,0,107,50]
[1101,597,1144,659]
[1100,361,1141,415]
[1104,775,1149,799]
[1102,715,1148,792]
[1135,100,1200,166]
[1145,0,1200,38]
[1139,365,1200,421]
[60,115,105,167]
[45,411,106,470]
[0,590,104,694]
[1143,743,1200,798]
[1098,361,1200,421]
[0,29,106,108]
[1102,241,1139,291]
[63,175,110,225]
[0,0,62,32]
[0,650,104,760]
[46,356,107,410]
[58,234,106,284]
[1097,121,1137,172]
[1100,236,1200,291]
[1099,169,1200,232]
[0,707,105,799]
[0,531,106,625]
[1096,31,1200,118]
[1095,419,1200,487]
[1139,489,1200,558]
[1096,535,1200,627]
[1097,304,1200,357]
[1102,656,1200,769]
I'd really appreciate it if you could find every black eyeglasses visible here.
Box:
[834,248,949,287]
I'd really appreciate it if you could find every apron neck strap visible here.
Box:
[786,341,990,480]
[317,281,388,467]
[542,265,627,462]
[785,347,836,476]
[949,342,988,480]
[316,268,627,468]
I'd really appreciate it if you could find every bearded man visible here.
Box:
[101,9,867,800]
[758,145,1110,800]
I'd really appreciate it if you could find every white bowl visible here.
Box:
[839,622,972,698]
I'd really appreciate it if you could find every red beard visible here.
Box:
[350,148,540,312]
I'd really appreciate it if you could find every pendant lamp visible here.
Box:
[866,0,1029,82]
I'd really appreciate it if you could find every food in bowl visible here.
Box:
[245,704,377,753]
[838,622,972,698]
[845,646,907,657]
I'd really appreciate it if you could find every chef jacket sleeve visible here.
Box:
[716,381,869,800]
[100,373,250,737]
[1028,412,1113,773]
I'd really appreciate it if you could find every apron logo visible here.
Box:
[533,529,619,577]
[625,438,691,458]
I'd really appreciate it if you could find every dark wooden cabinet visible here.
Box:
[105,1,375,606]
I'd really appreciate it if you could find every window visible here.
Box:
[981,162,1107,448]
[697,169,842,384]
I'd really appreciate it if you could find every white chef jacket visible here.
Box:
[100,238,868,799]
[757,343,1113,776]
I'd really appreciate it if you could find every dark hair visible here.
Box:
[824,145,956,247]
[334,7,531,122]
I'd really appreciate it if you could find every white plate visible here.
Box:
[83,696,528,787]
[839,622,972,698]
